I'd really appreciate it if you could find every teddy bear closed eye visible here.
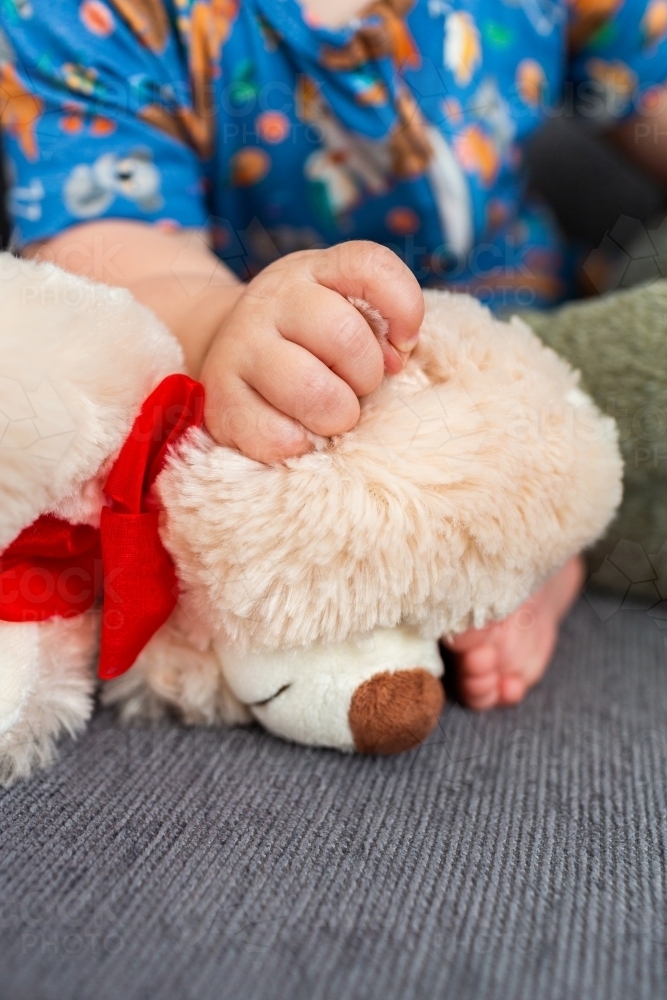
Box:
[0,255,622,784]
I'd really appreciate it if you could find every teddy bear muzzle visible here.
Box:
[348,669,444,754]
[215,627,446,754]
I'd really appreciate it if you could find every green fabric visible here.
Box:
[519,281,667,587]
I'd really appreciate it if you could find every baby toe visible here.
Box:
[461,644,498,676]
[457,645,500,709]
[462,672,497,698]
[499,673,526,705]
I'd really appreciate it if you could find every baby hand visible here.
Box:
[200,242,424,464]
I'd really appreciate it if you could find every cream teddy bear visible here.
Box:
[0,254,622,784]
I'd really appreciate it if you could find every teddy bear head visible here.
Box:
[157,289,622,656]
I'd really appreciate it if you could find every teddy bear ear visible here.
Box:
[157,435,407,651]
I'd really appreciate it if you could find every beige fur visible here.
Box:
[157,290,622,650]
[103,612,251,728]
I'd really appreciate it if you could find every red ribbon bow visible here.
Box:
[0,374,205,680]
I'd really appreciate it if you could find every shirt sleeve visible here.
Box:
[0,0,209,246]
[568,0,667,122]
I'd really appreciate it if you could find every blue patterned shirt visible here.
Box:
[2,0,667,308]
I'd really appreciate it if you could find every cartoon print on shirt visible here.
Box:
[509,0,564,37]
[349,71,390,106]
[568,0,622,49]
[296,73,473,254]
[80,0,116,37]
[257,13,281,52]
[585,57,638,118]
[63,149,164,218]
[2,0,667,309]
[182,0,239,156]
[296,79,434,228]
[127,0,239,158]
[0,23,10,60]
[61,62,103,98]
[295,0,472,251]
[516,57,546,106]
[229,145,271,185]
[296,75,391,226]
[641,0,667,48]
[454,124,500,186]
[448,79,515,228]
[423,121,473,255]
[470,77,517,156]
[444,10,482,86]
[319,0,421,72]
[0,0,32,22]
[4,155,43,221]
[316,0,431,183]
[0,32,43,161]
[107,0,170,52]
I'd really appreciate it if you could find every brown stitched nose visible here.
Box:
[348,669,444,755]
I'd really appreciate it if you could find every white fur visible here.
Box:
[218,626,444,751]
[0,613,98,785]
[0,253,183,547]
[0,622,39,736]
[102,613,251,728]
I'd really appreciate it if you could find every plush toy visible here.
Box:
[519,280,667,578]
[0,254,622,784]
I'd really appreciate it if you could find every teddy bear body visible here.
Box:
[0,255,623,783]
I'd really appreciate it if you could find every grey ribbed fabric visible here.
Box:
[2,595,667,1000]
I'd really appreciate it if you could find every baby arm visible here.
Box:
[28,221,423,464]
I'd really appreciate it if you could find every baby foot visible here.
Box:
[446,556,584,710]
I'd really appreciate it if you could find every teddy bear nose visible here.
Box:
[348,669,444,755]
